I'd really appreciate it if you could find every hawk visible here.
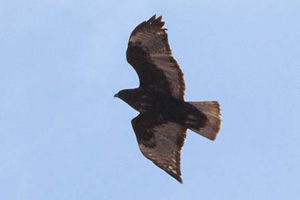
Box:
[114,15,221,183]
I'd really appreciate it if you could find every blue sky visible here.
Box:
[0,0,299,199]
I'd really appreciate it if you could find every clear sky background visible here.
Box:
[0,0,299,199]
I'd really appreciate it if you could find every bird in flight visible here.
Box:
[115,15,221,183]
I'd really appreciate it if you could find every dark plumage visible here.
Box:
[115,15,221,183]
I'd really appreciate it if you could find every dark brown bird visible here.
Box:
[115,15,221,183]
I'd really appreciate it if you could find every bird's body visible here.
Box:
[117,88,207,129]
[115,15,221,183]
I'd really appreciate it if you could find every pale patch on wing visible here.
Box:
[150,53,185,101]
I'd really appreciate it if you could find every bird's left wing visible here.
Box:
[126,15,185,101]
[131,113,187,183]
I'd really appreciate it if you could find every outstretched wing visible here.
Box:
[127,15,186,101]
[131,113,187,183]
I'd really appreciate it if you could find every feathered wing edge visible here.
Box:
[130,15,166,37]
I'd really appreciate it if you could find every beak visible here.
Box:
[114,93,119,98]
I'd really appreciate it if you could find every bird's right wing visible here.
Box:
[131,113,187,183]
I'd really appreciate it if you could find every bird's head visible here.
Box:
[114,90,128,100]
[114,89,142,111]
[114,89,138,103]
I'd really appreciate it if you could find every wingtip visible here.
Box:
[148,14,164,22]
[166,169,183,184]
[149,14,164,29]
[149,14,156,22]
[178,177,183,184]
[157,15,162,21]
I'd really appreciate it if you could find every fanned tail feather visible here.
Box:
[187,101,221,141]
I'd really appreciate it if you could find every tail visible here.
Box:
[186,101,221,141]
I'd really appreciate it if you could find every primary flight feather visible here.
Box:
[115,15,221,183]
